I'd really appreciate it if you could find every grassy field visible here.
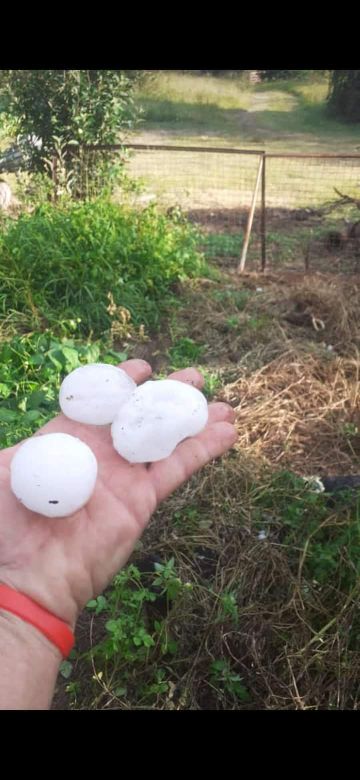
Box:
[133,71,360,153]
[123,72,360,216]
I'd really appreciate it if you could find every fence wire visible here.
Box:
[264,155,360,273]
[125,146,263,214]
[266,155,360,210]
[61,144,360,273]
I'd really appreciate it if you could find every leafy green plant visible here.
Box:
[173,505,200,530]
[200,368,222,399]
[253,470,360,593]
[82,559,190,705]
[167,337,205,369]
[152,557,189,603]
[202,233,243,258]
[87,559,187,664]
[87,566,157,663]
[217,591,239,625]
[0,199,205,335]
[210,659,250,701]
[0,70,142,198]
[0,329,126,447]
[141,668,170,697]
[212,288,251,311]
[342,422,359,438]
[225,316,239,330]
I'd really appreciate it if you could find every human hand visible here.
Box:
[0,360,237,629]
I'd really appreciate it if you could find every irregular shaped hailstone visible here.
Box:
[10,433,98,518]
[111,379,208,463]
[59,363,136,425]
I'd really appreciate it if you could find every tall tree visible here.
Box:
[327,71,360,122]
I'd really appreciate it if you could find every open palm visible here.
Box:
[0,360,236,628]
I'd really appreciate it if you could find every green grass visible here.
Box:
[133,71,360,154]
[0,199,205,337]
[201,233,244,258]
[124,72,360,215]
[137,71,252,131]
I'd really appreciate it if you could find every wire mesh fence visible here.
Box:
[264,154,360,274]
[55,144,360,274]
[126,145,263,212]
[266,155,360,209]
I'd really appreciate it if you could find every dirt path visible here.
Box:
[132,88,301,145]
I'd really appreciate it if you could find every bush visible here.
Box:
[0,70,141,197]
[0,330,127,448]
[0,199,205,336]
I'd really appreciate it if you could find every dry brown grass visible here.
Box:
[224,348,360,476]
[133,457,360,710]
[54,266,360,711]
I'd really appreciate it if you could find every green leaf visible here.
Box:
[104,349,128,363]
[0,383,11,399]
[27,390,48,409]
[0,408,18,423]
[22,409,43,424]
[114,686,127,697]
[61,346,81,371]
[95,595,108,614]
[143,634,155,648]
[60,660,73,680]
[30,353,45,366]
[105,620,118,633]
[47,350,64,370]
[82,343,101,363]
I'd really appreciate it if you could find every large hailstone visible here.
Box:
[111,379,208,463]
[10,433,98,518]
[59,363,136,425]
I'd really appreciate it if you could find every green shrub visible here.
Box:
[0,330,126,448]
[0,199,205,336]
[0,70,141,198]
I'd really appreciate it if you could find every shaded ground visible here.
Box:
[186,206,360,276]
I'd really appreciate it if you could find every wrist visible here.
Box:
[0,608,63,661]
[0,571,79,632]
[0,609,62,710]
[0,584,76,658]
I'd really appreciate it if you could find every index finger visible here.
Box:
[118,358,152,384]
[167,367,204,389]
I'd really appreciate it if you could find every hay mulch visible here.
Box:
[223,347,360,477]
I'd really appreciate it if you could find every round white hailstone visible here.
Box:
[111,379,208,463]
[10,433,98,518]
[59,363,136,425]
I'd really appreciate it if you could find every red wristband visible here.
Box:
[0,584,75,658]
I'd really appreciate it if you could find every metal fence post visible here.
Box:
[238,153,264,274]
[261,154,266,271]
